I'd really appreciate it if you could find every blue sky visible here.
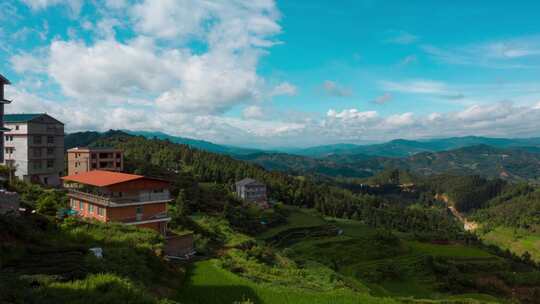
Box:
[1,0,540,148]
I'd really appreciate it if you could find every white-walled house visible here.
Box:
[2,114,65,186]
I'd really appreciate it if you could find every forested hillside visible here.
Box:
[88,132,472,238]
[325,145,540,183]
[235,152,373,178]
[66,131,540,183]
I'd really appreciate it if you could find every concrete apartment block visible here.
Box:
[3,114,65,186]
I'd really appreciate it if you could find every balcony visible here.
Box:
[67,189,171,207]
[120,211,171,225]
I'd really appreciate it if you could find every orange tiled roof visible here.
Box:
[61,170,144,187]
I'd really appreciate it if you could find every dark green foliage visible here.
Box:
[0,214,181,304]
[472,187,540,231]
[64,130,126,150]
[91,132,317,207]
[235,152,373,178]
[423,174,505,212]
[323,144,540,182]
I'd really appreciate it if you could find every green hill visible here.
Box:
[34,130,540,303]
[235,152,373,178]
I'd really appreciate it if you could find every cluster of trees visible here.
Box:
[472,185,540,231]
[421,174,506,212]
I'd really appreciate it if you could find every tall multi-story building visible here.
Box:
[67,147,123,175]
[2,114,64,186]
[0,74,13,163]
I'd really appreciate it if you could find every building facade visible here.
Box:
[235,178,268,206]
[67,147,123,175]
[62,170,172,235]
[3,114,64,186]
[0,74,13,163]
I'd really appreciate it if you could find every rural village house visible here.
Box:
[235,178,268,208]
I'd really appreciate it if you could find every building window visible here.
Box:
[33,148,42,157]
[32,161,42,170]
[15,125,19,130]
[116,161,121,168]
[34,135,42,144]
[47,159,54,168]
[136,206,143,219]
[47,147,54,155]
[91,163,97,169]
[5,135,13,141]
[47,136,54,144]
[97,207,104,216]
[79,201,84,210]
[89,204,94,214]
[91,153,97,159]
[116,153,121,158]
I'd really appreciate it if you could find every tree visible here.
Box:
[175,190,190,216]
[36,193,60,215]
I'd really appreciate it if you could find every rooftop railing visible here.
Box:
[67,189,171,207]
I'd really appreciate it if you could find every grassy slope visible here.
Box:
[270,210,501,303]
[176,260,399,304]
[0,215,183,304]
[257,206,326,239]
[177,209,501,303]
[481,226,540,262]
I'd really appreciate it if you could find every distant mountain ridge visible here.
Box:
[65,130,264,155]
[123,130,265,155]
[67,131,540,158]
[285,136,540,158]
[64,131,540,182]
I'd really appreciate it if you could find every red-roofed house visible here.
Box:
[62,170,172,235]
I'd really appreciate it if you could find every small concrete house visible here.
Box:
[235,178,268,206]
[165,232,195,259]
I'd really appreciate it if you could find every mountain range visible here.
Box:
[64,131,540,182]
[282,136,540,158]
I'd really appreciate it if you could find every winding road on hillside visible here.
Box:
[448,206,478,231]
[435,193,478,231]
